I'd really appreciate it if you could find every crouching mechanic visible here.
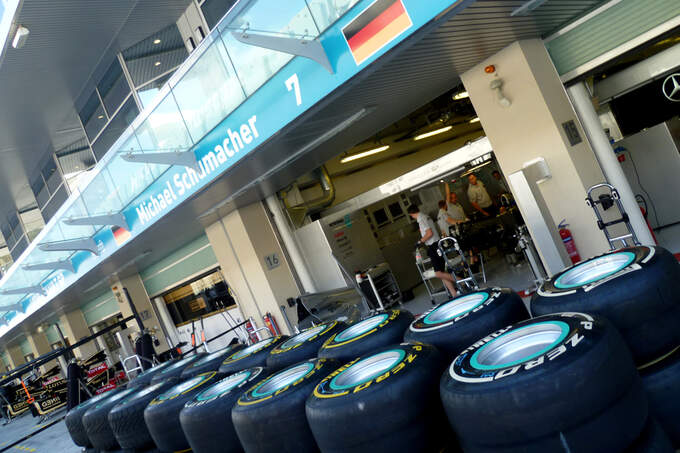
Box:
[408,205,457,298]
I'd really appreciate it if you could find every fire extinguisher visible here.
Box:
[263,313,281,337]
[558,220,581,265]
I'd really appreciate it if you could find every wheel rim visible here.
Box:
[471,321,569,370]
[196,370,251,402]
[124,382,165,404]
[230,338,275,360]
[330,349,405,390]
[94,388,135,408]
[334,314,388,342]
[193,349,229,366]
[161,355,196,373]
[554,252,635,289]
[251,362,313,397]
[280,325,327,349]
[157,376,205,401]
[423,293,488,324]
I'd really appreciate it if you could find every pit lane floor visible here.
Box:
[0,409,79,453]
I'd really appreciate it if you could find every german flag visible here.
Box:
[343,0,412,66]
[112,226,131,246]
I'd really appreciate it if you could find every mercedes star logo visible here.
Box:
[662,73,680,102]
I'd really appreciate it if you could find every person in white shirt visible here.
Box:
[467,173,497,217]
[408,204,457,298]
[443,186,469,222]
[437,200,467,237]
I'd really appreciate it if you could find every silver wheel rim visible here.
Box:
[425,293,487,323]
[194,349,228,365]
[555,252,634,289]
[472,321,568,370]
[252,362,313,396]
[196,371,251,401]
[331,350,404,389]
[280,325,327,349]
[230,338,275,360]
[335,314,388,342]
[128,382,164,402]
[162,355,195,373]
[158,376,203,400]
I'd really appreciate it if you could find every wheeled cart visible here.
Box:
[414,244,450,305]
[355,263,402,311]
[437,237,480,294]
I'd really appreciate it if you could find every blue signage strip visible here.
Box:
[4,0,469,330]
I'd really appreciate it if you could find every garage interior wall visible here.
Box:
[82,291,120,326]
[204,202,301,335]
[462,39,610,260]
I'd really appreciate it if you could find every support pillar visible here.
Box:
[461,39,611,261]
[567,82,655,245]
[59,310,98,360]
[26,331,54,373]
[5,345,24,369]
[204,201,301,335]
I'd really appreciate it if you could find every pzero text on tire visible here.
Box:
[405,288,528,359]
[150,353,204,385]
[640,346,680,447]
[266,321,346,371]
[108,379,179,451]
[531,246,680,364]
[180,367,269,453]
[218,336,287,375]
[317,310,413,364]
[440,313,648,453]
[307,343,448,453]
[232,358,338,453]
[180,344,244,379]
[144,371,224,452]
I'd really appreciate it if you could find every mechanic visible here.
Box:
[408,205,457,298]
[467,173,497,217]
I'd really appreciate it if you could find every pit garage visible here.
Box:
[0,0,678,452]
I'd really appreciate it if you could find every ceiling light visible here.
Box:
[97,115,104,119]
[469,117,480,123]
[154,61,161,66]
[414,126,453,141]
[340,145,390,164]
[452,91,469,100]
[12,26,30,49]
[153,39,162,45]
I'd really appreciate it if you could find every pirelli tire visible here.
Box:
[180,367,269,453]
[82,386,140,451]
[65,389,124,447]
[404,288,528,359]
[127,360,176,389]
[318,310,414,364]
[625,417,674,453]
[531,246,680,365]
[640,346,680,447]
[144,371,224,452]
[180,344,244,379]
[306,343,449,453]
[232,358,339,453]
[218,336,287,374]
[440,313,648,453]
[107,379,179,450]
[266,321,346,371]
[150,353,205,385]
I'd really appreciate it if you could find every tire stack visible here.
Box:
[531,246,680,448]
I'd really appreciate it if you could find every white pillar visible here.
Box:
[567,82,655,246]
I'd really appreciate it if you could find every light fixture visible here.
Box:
[97,115,104,119]
[153,39,162,45]
[340,145,390,164]
[414,126,453,141]
[469,117,480,123]
[452,91,469,100]
[511,0,550,17]
[154,61,161,67]
[12,26,30,49]
[490,79,512,108]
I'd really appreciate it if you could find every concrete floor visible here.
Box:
[0,408,79,453]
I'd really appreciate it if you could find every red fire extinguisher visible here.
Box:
[559,220,581,265]
[263,313,281,337]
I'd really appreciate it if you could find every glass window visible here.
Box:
[79,92,108,142]
[80,166,124,216]
[307,0,360,31]
[10,236,28,261]
[56,139,96,176]
[122,24,188,88]
[162,270,236,326]
[91,97,140,161]
[134,94,193,154]
[98,60,131,115]
[171,40,245,142]
[41,184,69,223]
[35,183,50,210]
[105,135,159,205]
[219,0,319,95]
[201,0,238,29]
[137,73,173,109]
[43,161,63,195]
